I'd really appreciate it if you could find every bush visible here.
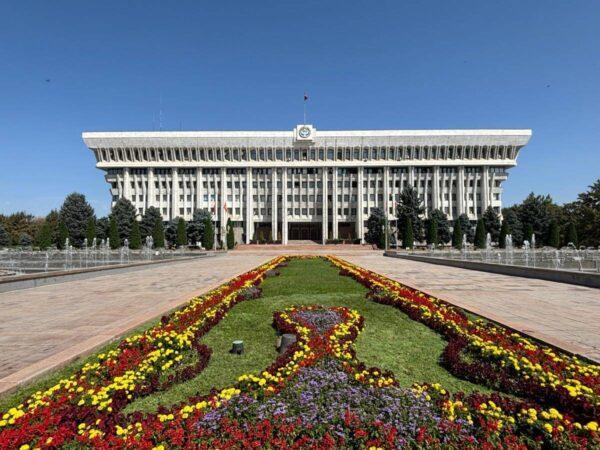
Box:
[19,233,32,247]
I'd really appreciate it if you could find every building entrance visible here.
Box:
[288,222,322,242]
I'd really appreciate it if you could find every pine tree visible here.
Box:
[364,208,385,247]
[429,209,451,244]
[59,193,95,247]
[226,218,235,249]
[548,221,560,248]
[111,198,137,244]
[129,220,142,249]
[36,221,53,250]
[474,219,486,249]
[566,222,578,247]
[57,221,69,249]
[396,186,425,242]
[482,206,501,244]
[140,207,163,239]
[19,233,32,247]
[176,217,187,247]
[153,217,166,248]
[187,209,211,245]
[499,220,510,249]
[452,219,463,249]
[0,224,11,247]
[109,216,120,249]
[524,223,534,244]
[426,215,439,246]
[403,218,414,249]
[86,217,96,244]
[202,217,214,250]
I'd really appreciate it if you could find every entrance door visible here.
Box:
[288,223,322,242]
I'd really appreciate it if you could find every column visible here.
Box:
[332,168,339,239]
[219,168,227,246]
[245,169,253,244]
[432,166,440,211]
[271,169,278,241]
[195,168,202,212]
[481,165,490,214]
[356,167,364,243]
[147,168,155,210]
[457,166,465,215]
[282,169,288,244]
[383,166,390,220]
[171,168,179,221]
[321,168,328,244]
[123,167,131,201]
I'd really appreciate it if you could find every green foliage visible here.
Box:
[110,198,136,244]
[59,193,95,247]
[499,220,510,249]
[425,214,439,246]
[57,221,69,249]
[109,216,121,249]
[36,221,54,250]
[402,217,414,249]
[152,217,166,248]
[226,218,235,249]
[428,209,450,244]
[0,211,40,246]
[0,224,11,247]
[547,221,560,248]
[202,217,214,250]
[95,217,110,241]
[176,217,188,247]
[565,222,578,247]
[86,217,96,244]
[364,207,385,248]
[187,209,212,245]
[140,207,163,239]
[44,210,60,247]
[396,186,425,241]
[19,233,32,247]
[482,206,501,244]
[452,219,463,249]
[562,179,600,247]
[514,192,557,245]
[129,220,142,249]
[474,219,486,249]
[457,214,473,243]
[502,208,523,245]
[524,223,534,244]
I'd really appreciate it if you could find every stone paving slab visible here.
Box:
[0,253,272,394]
[342,253,600,362]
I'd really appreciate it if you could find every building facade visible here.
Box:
[82,125,531,245]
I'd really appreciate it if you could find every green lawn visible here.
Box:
[126,257,492,413]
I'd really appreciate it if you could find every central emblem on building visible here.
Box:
[294,124,315,142]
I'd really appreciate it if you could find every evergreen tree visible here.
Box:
[396,186,425,242]
[364,208,385,248]
[140,207,163,239]
[86,216,96,244]
[474,219,486,249]
[176,217,187,247]
[457,214,474,243]
[429,209,451,244]
[36,221,53,250]
[59,193,95,247]
[110,198,137,244]
[44,210,60,248]
[152,217,166,248]
[187,209,212,245]
[482,206,501,244]
[0,211,39,245]
[226,218,235,249]
[129,220,142,249]
[516,192,556,243]
[566,222,578,247]
[502,208,523,245]
[95,217,110,241]
[202,217,214,250]
[452,219,463,249]
[0,224,10,247]
[19,233,32,247]
[109,216,121,249]
[548,221,560,248]
[402,217,414,249]
[499,220,510,249]
[524,223,534,244]
[57,221,69,249]
[562,179,599,247]
[425,215,439,246]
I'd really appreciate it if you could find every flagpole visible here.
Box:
[303,100,306,124]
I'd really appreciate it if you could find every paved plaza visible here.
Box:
[0,248,598,396]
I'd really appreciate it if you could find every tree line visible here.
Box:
[364,178,600,250]
[0,193,237,251]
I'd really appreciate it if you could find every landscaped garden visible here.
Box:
[0,256,598,449]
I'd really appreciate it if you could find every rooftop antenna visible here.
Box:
[159,94,163,131]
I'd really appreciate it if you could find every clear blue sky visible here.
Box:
[1,1,599,217]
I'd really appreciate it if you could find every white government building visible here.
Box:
[82,124,531,245]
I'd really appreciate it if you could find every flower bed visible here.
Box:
[1,256,598,449]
